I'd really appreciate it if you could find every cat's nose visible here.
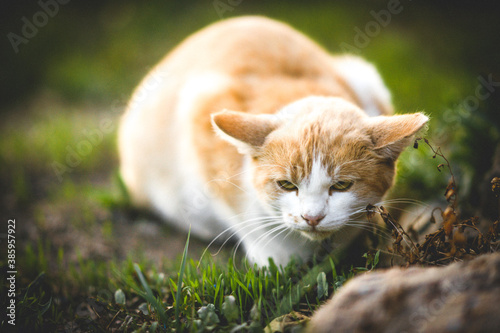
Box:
[301,214,326,227]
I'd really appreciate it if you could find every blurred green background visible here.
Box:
[1,0,500,258]
[0,0,499,328]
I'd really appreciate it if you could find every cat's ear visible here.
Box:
[211,110,278,155]
[369,113,429,160]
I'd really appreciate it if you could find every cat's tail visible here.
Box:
[332,55,393,116]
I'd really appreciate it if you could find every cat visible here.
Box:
[118,16,428,266]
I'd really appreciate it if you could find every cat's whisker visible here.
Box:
[326,210,365,222]
[375,198,430,208]
[345,202,424,251]
[281,226,295,242]
[268,203,283,211]
[375,204,428,216]
[345,219,388,229]
[344,221,393,242]
[258,226,290,251]
[252,224,289,250]
[247,225,281,251]
[379,198,429,204]
[345,218,390,230]
[226,210,266,221]
[228,219,282,253]
[384,219,416,250]
[245,225,289,263]
[213,218,282,250]
[198,217,282,263]
[230,220,287,264]
[208,216,281,242]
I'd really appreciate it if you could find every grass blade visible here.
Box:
[175,227,191,329]
[134,263,168,325]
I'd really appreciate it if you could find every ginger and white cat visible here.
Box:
[118,16,427,266]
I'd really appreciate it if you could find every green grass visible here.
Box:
[6,233,374,332]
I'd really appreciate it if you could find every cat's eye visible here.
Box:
[330,180,353,192]
[277,180,297,191]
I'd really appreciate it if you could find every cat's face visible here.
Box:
[212,97,428,240]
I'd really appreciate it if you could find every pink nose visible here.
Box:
[301,214,326,227]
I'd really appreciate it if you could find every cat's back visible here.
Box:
[156,16,386,118]
[162,16,333,78]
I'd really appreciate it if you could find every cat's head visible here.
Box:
[212,96,428,240]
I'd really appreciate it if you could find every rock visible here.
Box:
[308,253,500,333]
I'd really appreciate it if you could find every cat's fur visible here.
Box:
[118,16,428,266]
